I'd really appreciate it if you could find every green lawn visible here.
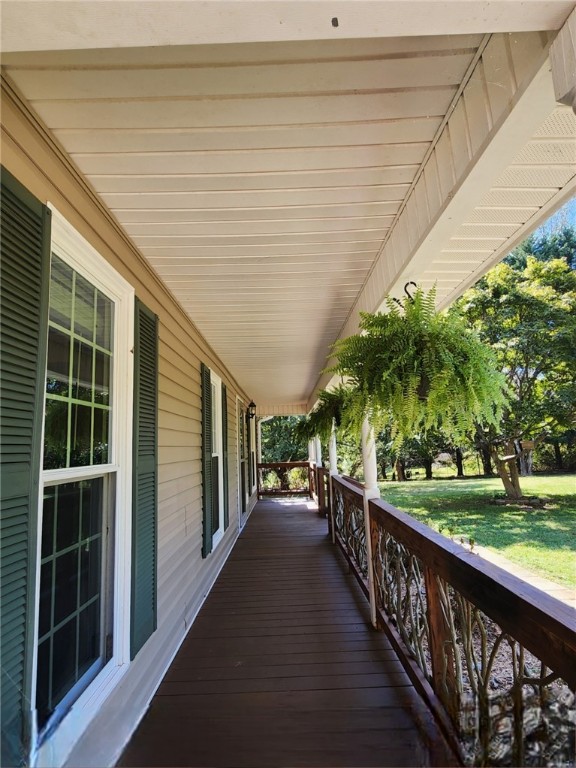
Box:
[378,474,576,588]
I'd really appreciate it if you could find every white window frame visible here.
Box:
[209,370,225,550]
[32,207,134,768]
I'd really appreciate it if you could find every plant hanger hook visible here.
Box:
[404,281,418,303]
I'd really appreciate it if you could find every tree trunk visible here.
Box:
[455,448,464,478]
[380,461,387,480]
[395,458,407,482]
[490,445,523,499]
[514,439,533,476]
[519,450,533,476]
[553,442,563,471]
[479,446,493,476]
[423,458,433,480]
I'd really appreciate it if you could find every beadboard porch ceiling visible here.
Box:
[2,2,575,413]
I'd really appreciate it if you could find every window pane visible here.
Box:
[51,618,77,706]
[39,563,53,639]
[95,292,113,351]
[46,327,70,396]
[55,484,81,552]
[78,601,101,677]
[44,400,69,470]
[92,409,109,465]
[54,550,78,626]
[80,538,101,604]
[81,480,102,540]
[73,340,93,402]
[70,404,92,467]
[36,639,51,727]
[41,490,55,558]
[49,257,73,330]
[94,350,110,405]
[74,273,95,341]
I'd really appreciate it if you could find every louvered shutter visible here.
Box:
[222,384,229,530]
[201,363,213,557]
[131,299,158,659]
[247,410,253,491]
[1,169,50,767]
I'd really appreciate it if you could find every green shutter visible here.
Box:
[131,299,158,659]
[201,363,213,557]
[1,168,50,767]
[247,410,253,491]
[222,384,229,530]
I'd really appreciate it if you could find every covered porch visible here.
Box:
[1,4,575,767]
[119,497,454,768]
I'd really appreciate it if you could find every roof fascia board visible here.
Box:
[1,1,574,53]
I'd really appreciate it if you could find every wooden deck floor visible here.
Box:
[118,499,454,767]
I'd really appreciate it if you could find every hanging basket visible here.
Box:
[325,287,508,446]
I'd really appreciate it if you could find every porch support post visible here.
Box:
[314,436,322,467]
[361,416,379,628]
[308,440,315,499]
[328,421,338,475]
[550,7,576,112]
[328,420,338,542]
[361,417,379,496]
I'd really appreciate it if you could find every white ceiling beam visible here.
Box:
[2,1,574,53]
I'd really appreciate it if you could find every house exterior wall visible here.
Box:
[1,82,258,768]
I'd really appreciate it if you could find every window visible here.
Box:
[201,364,229,556]
[35,208,134,749]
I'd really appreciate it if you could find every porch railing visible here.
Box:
[257,461,311,498]
[330,475,576,767]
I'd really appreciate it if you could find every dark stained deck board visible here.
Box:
[118,500,454,767]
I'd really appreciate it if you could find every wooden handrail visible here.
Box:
[257,461,310,469]
[369,497,576,689]
[328,473,575,765]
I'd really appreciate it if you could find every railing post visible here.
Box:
[361,416,379,629]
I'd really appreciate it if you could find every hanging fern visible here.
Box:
[300,287,508,447]
[294,385,365,443]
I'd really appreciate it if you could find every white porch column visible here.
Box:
[361,415,379,627]
[308,440,315,464]
[361,417,379,498]
[550,7,576,111]
[314,436,323,467]
[328,421,338,475]
[328,420,338,542]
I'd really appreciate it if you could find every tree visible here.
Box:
[260,416,308,462]
[454,255,576,494]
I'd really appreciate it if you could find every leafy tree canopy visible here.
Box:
[453,256,576,440]
[506,227,576,270]
[260,416,308,463]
